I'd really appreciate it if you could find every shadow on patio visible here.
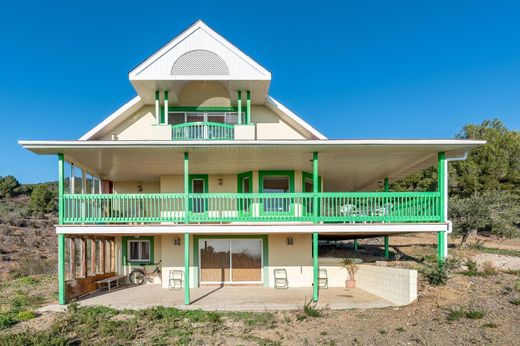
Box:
[77,284,394,311]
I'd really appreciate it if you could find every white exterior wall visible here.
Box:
[356,265,418,306]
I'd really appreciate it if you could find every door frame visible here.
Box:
[189,174,208,214]
[193,235,269,287]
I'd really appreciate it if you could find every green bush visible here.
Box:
[447,307,466,321]
[0,313,17,330]
[302,299,322,318]
[421,263,449,286]
[465,309,486,319]
[16,310,36,321]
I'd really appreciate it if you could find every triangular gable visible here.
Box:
[129,20,271,81]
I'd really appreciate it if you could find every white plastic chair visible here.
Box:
[168,270,184,290]
[274,269,289,289]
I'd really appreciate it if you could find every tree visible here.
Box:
[0,175,21,199]
[29,184,57,216]
[452,119,520,196]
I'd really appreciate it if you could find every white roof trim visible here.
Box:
[56,223,449,235]
[79,96,143,140]
[129,20,271,80]
[265,96,327,140]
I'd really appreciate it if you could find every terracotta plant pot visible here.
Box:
[345,280,356,288]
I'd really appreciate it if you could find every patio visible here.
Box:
[74,284,394,311]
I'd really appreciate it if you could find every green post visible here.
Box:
[155,91,160,125]
[312,152,319,223]
[383,177,389,259]
[237,91,242,125]
[437,152,446,265]
[246,90,251,124]
[184,232,190,305]
[312,232,319,302]
[354,239,358,251]
[57,154,65,305]
[184,153,189,224]
[384,236,389,259]
[437,152,446,266]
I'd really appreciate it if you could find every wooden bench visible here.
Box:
[95,275,126,292]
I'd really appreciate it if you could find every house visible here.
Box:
[19,20,484,306]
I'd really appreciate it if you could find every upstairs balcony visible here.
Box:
[168,111,243,141]
[61,192,441,224]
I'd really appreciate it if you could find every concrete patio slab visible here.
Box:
[60,285,395,311]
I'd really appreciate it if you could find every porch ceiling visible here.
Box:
[19,139,484,191]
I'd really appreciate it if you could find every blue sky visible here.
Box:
[1,1,519,183]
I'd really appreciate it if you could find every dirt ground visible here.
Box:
[2,233,520,345]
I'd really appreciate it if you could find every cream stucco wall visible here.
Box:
[100,106,171,140]
[113,181,160,194]
[251,106,307,140]
[268,234,313,287]
[115,235,162,285]
[95,103,309,141]
[178,81,231,107]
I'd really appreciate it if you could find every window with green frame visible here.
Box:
[122,236,155,266]
[302,171,322,192]
[258,170,294,213]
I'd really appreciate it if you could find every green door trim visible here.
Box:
[192,235,269,287]
[302,171,322,192]
[237,171,253,193]
[189,174,208,215]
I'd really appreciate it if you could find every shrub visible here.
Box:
[479,261,497,277]
[302,299,322,318]
[0,313,16,330]
[465,309,486,319]
[16,310,36,321]
[515,280,520,292]
[509,299,520,306]
[463,259,478,276]
[422,264,449,286]
[447,307,466,321]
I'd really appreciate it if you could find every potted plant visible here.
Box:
[340,257,359,288]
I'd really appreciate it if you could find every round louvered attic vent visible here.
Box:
[171,49,229,76]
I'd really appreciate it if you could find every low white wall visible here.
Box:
[356,265,417,306]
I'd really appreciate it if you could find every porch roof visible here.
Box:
[19,139,484,191]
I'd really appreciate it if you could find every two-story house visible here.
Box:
[20,20,484,306]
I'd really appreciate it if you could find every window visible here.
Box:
[260,173,293,213]
[128,240,151,262]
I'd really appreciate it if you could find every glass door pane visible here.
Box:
[200,240,230,283]
[192,179,205,213]
[263,176,289,212]
[231,240,262,282]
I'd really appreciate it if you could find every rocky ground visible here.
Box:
[0,233,519,345]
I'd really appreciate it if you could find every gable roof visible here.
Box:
[129,20,271,81]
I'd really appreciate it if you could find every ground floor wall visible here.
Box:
[102,232,417,306]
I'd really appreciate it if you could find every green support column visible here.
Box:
[246,90,251,124]
[312,153,319,301]
[184,232,190,305]
[312,152,319,222]
[437,152,446,265]
[184,153,189,224]
[383,177,389,259]
[237,91,242,125]
[164,91,169,124]
[155,91,160,125]
[57,154,65,305]
[312,232,319,302]
[354,239,358,251]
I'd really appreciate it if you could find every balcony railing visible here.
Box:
[172,122,235,140]
[62,192,441,224]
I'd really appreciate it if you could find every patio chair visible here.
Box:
[273,269,289,289]
[168,270,184,290]
[318,268,328,289]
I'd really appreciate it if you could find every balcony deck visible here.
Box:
[62,192,441,225]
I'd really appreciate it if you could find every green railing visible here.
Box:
[172,122,234,140]
[62,192,441,224]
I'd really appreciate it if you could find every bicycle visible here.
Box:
[129,260,162,285]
